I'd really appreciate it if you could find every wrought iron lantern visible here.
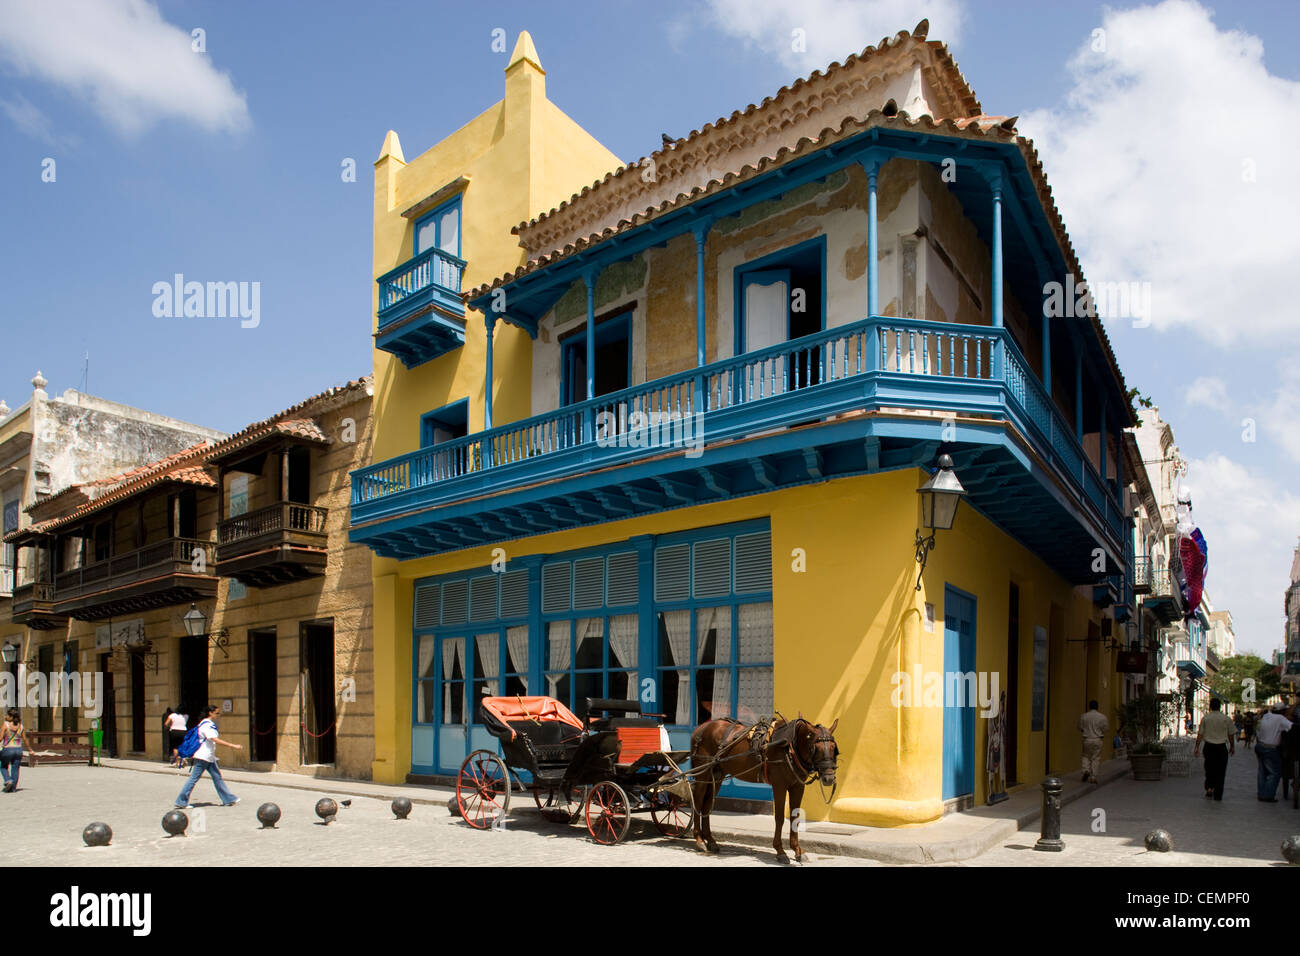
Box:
[182,603,230,657]
[0,641,18,665]
[914,454,967,591]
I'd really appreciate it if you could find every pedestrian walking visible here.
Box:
[1254,704,1293,802]
[1243,710,1256,749]
[165,708,188,769]
[1194,698,1235,800]
[174,705,242,808]
[1,708,30,793]
[1233,709,1243,741]
[1078,699,1108,784]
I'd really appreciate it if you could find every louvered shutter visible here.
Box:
[470,575,498,622]
[733,531,772,594]
[542,562,572,613]
[654,543,690,602]
[500,569,529,618]
[414,584,440,629]
[693,538,731,598]
[441,579,468,625]
[605,551,638,607]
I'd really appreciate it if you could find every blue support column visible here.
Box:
[867,161,879,317]
[484,314,496,430]
[1040,275,1052,395]
[1100,400,1108,479]
[692,220,712,418]
[582,267,600,443]
[990,172,1004,329]
[632,534,657,715]
[1074,353,1083,441]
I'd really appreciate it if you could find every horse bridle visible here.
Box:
[787,720,839,798]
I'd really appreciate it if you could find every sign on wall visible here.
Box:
[107,618,146,647]
[1031,625,1048,731]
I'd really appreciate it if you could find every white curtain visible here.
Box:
[547,622,569,697]
[477,633,499,699]
[442,638,462,725]
[661,610,691,726]
[697,607,731,720]
[746,281,787,352]
[506,625,528,691]
[417,636,435,722]
[609,614,638,675]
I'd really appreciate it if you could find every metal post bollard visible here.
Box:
[1034,776,1064,852]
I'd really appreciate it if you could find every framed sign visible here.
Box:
[1031,625,1048,731]
[1117,651,1148,674]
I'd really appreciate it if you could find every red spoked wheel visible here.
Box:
[585,781,631,845]
[650,790,692,838]
[457,750,511,830]
[533,783,582,824]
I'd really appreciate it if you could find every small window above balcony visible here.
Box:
[414,197,461,259]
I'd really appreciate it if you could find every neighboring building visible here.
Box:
[5,377,376,778]
[1,372,226,697]
[351,21,1139,825]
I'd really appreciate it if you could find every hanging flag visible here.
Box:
[1179,527,1208,616]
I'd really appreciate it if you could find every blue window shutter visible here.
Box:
[606,551,638,607]
[441,579,468,625]
[500,569,529,618]
[542,562,572,614]
[655,544,690,602]
[414,584,440,629]
[734,531,773,594]
[573,556,605,610]
[693,538,732,598]
[470,575,498,622]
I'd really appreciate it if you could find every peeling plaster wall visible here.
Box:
[30,390,225,504]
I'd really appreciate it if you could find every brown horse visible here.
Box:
[689,713,839,863]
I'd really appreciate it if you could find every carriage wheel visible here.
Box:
[457,750,510,830]
[650,791,692,838]
[585,781,631,845]
[533,783,582,824]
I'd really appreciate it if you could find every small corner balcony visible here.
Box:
[0,565,11,598]
[217,502,329,588]
[1144,567,1184,626]
[11,579,66,629]
[53,537,218,621]
[1132,556,1152,595]
[351,316,1127,582]
[1172,640,1205,680]
[375,247,468,368]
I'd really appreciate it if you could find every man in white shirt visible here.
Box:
[174,705,242,808]
[1078,700,1108,784]
[1254,704,1293,802]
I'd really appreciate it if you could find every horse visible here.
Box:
[688,713,839,863]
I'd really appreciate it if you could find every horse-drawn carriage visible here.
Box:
[455,695,695,845]
[455,693,841,861]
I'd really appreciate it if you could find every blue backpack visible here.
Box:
[177,720,210,759]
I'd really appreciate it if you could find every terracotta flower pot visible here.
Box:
[1130,752,1165,781]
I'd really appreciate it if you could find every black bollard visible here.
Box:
[1034,776,1064,852]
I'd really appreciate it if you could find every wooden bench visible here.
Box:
[25,731,93,766]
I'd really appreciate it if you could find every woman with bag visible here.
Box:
[1,708,30,793]
[174,705,241,808]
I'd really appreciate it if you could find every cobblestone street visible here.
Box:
[0,763,868,868]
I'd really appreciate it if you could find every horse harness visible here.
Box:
[705,715,836,789]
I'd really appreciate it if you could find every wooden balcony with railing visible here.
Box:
[52,537,217,621]
[10,579,65,629]
[216,501,328,588]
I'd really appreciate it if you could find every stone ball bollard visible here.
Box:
[1144,829,1174,852]
[82,822,112,847]
[315,797,339,825]
[161,810,189,837]
[447,796,462,817]
[257,803,281,829]
[392,797,412,819]
[1282,836,1300,865]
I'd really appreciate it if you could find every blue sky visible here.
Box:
[1,0,1297,655]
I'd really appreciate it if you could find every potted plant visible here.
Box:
[1120,693,1178,780]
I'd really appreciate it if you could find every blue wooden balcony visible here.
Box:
[350,315,1126,581]
[375,246,468,368]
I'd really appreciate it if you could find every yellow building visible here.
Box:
[352,23,1135,825]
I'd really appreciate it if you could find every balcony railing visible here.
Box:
[1132,556,1152,594]
[353,315,1125,549]
[219,502,328,545]
[54,537,215,602]
[376,246,466,327]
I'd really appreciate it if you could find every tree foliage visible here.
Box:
[1207,654,1282,708]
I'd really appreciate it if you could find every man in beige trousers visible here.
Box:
[1079,700,1108,784]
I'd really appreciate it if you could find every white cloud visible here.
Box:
[0,92,55,144]
[0,0,250,136]
[1258,360,1300,463]
[700,0,964,72]
[1184,453,1299,656]
[1185,375,1230,413]
[1019,0,1300,346]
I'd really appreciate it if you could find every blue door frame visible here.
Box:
[942,586,977,800]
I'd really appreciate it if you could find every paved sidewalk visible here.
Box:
[99,754,1129,863]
